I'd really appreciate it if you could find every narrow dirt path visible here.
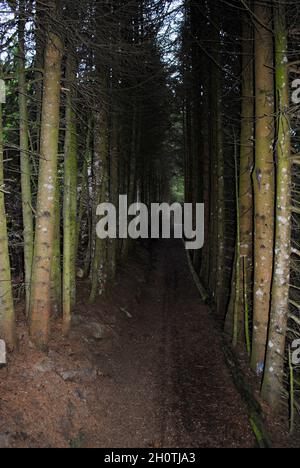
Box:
[91,240,255,448]
[0,240,255,448]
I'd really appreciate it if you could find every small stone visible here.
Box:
[34,359,55,374]
[74,388,87,402]
[90,323,104,340]
[58,368,98,383]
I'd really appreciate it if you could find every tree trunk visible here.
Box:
[51,179,62,316]
[30,1,63,348]
[108,112,119,279]
[199,55,211,287]
[228,5,254,347]
[211,5,225,314]
[261,0,291,407]
[76,121,91,260]
[34,0,45,154]
[251,1,275,376]
[89,76,109,302]
[121,108,137,260]
[0,100,16,350]
[18,2,34,317]
[63,53,78,335]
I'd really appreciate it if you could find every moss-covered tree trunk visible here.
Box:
[227,5,254,347]
[51,179,62,316]
[199,48,211,287]
[0,100,16,350]
[18,1,34,317]
[34,0,45,154]
[251,1,275,376]
[261,0,291,407]
[63,53,78,335]
[89,74,109,302]
[76,122,91,260]
[238,9,254,346]
[208,58,218,296]
[30,0,63,348]
[108,113,119,279]
[182,7,193,207]
[121,108,137,261]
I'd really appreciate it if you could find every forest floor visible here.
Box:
[0,240,275,448]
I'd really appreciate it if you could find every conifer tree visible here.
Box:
[30,0,63,348]
[18,0,33,317]
[262,0,291,407]
[251,1,275,376]
[0,85,16,350]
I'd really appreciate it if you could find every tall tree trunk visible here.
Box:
[18,2,34,317]
[34,0,45,154]
[51,179,62,316]
[208,59,218,296]
[30,0,63,348]
[0,99,16,350]
[76,121,91,260]
[251,1,275,376]
[199,55,211,287]
[228,6,254,346]
[211,4,225,314]
[121,108,137,260]
[89,74,109,302]
[108,112,119,279]
[190,2,202,272]
[63,53,78,335]
[183,6,193,207]
[261,0,291,407]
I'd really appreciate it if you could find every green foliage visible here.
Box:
[171,174,184,202]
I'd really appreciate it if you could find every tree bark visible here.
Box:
[211,4,225,314]
[89,74,109,302]
[251,1,275,376]
[18,1,34,317]
[51,179,62,316]
[0,100,16,350]
[261,0,291,407]
[228,5,254,347]
[63,53,78,335]
[30,0,63,348]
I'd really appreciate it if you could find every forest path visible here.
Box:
[0,240,255,448]
[91,240,255,448]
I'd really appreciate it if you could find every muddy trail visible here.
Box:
[0,240,255,448]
